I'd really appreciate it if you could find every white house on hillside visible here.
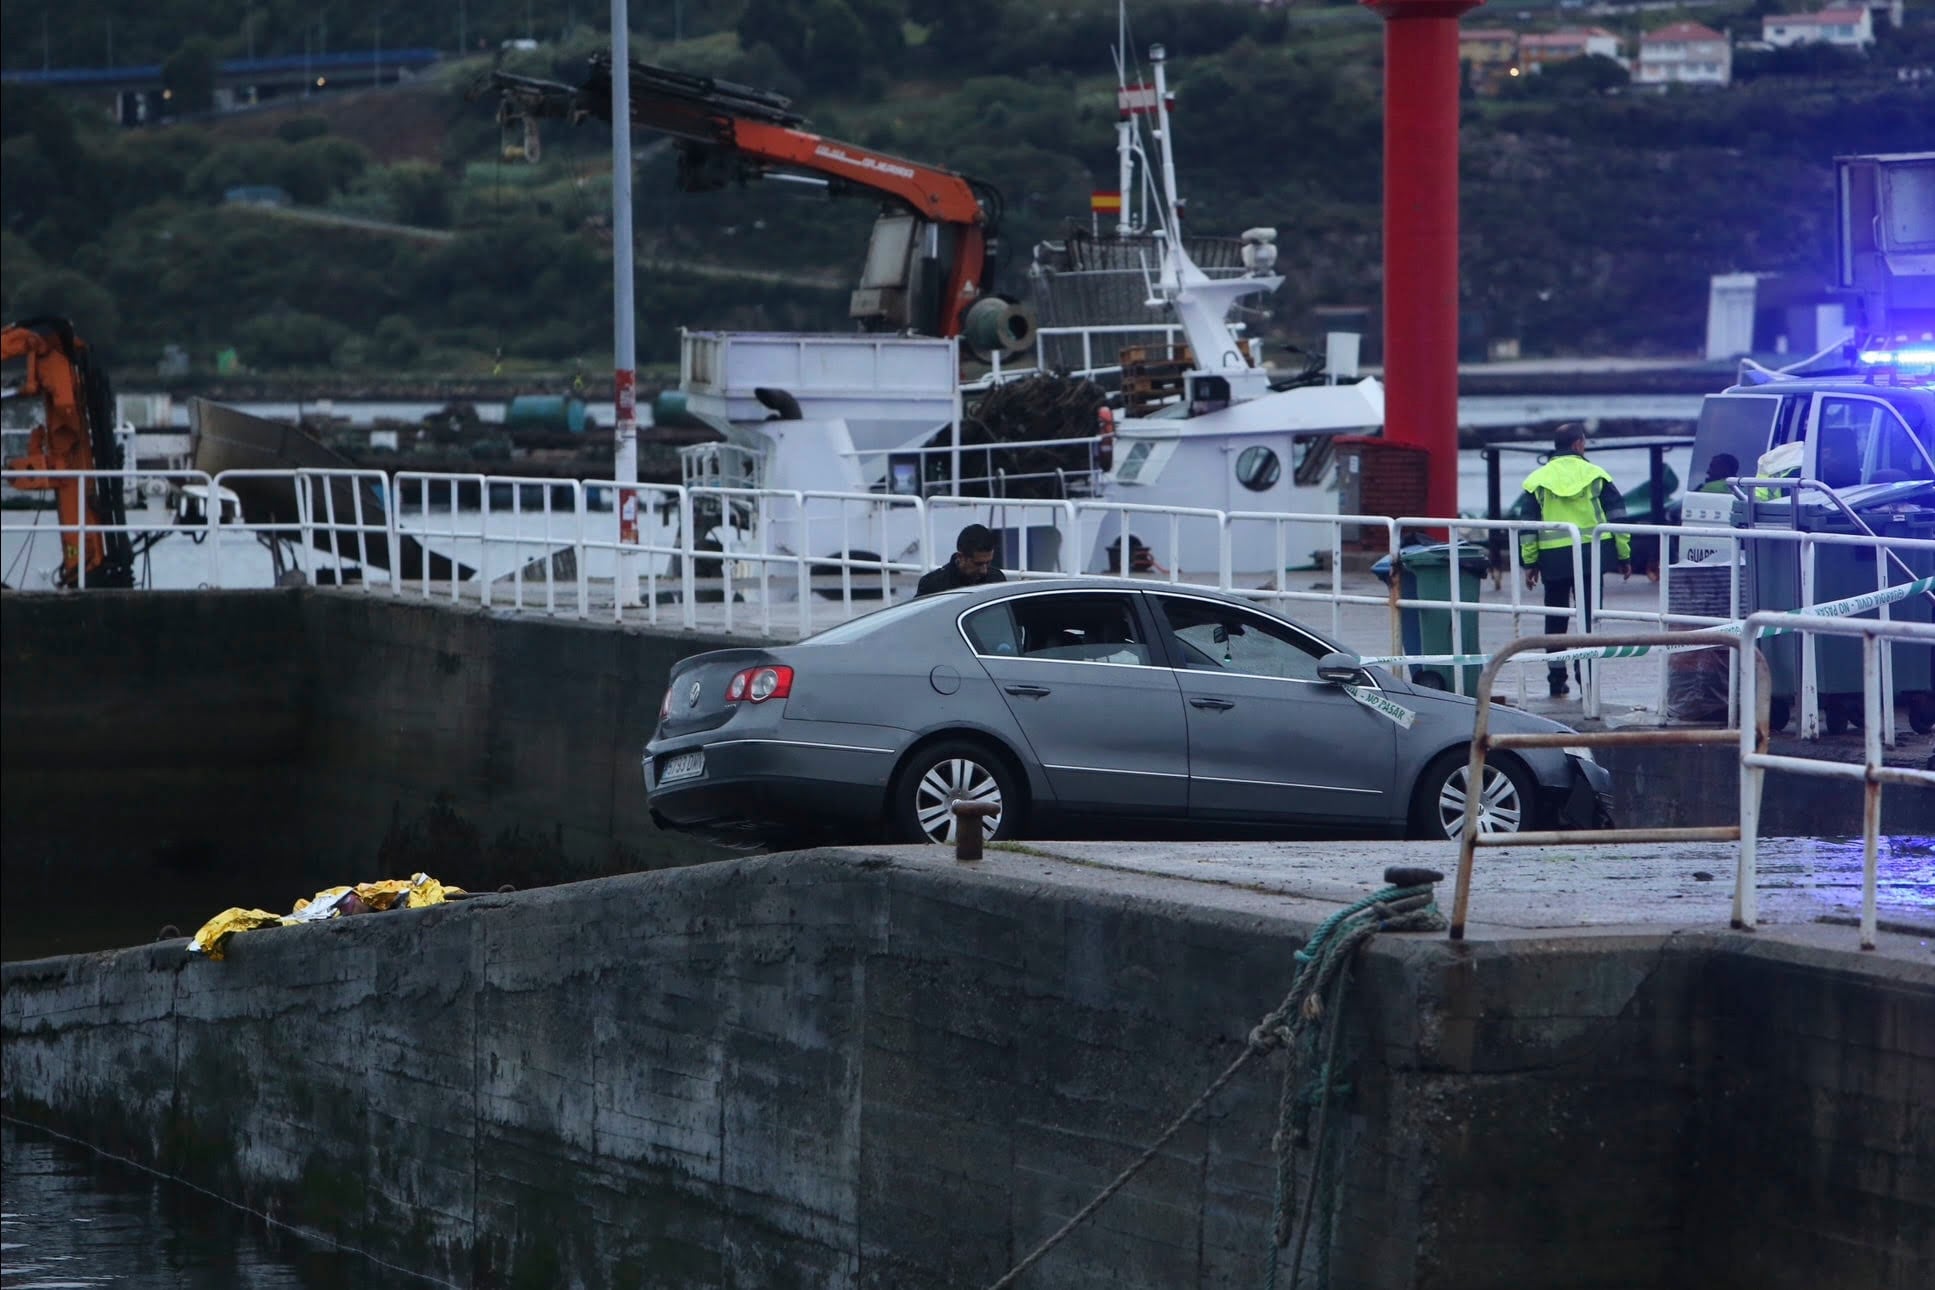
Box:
[1762,8,1877,50]
[1636,23,1733,87]
[1520,28,1625,74]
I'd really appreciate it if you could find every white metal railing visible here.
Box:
[1,468,219,589]
[1589,521,1935,738]
[1448,628,1757,941]
[1735,613,1935,951]
[840,433,1109,500]
[8,465,1934,735]
[976,322,1204,387]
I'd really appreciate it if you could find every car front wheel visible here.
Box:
[1410,749,1539,841]
[891,740,1019,846]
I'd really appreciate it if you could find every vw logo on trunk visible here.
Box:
[688,680,703,709]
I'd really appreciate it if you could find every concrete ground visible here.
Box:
[866,833,1935,961]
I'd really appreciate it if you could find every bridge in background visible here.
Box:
[0,49,443,125]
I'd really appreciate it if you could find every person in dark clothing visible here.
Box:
[1698,453,1741,493]
[917,523,1007,596]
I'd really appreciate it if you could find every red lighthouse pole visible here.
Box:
[1362,0,1481,523]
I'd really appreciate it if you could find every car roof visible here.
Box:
[1719,379,1935,432]
[947,577,1247,605]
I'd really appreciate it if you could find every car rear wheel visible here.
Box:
[1409,749,1538,841]
[892,740,1019,846]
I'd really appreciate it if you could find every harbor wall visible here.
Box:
[3,850,1928,1289]
[0,591,738,958]
[1599,742,1935,834]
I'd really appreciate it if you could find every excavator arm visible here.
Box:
[2,317,135,588]
[485,55,1013,343]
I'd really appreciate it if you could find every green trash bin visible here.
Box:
[1371,543,1490,694]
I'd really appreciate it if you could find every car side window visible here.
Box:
[968,593,1152,666]
[1154,595,1326,682]
[962,603,1021,656]
[1815,398,1934,487]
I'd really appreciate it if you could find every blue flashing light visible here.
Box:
[1860,346,1935,368]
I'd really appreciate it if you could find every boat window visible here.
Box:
[1815,397,1935,487]
[1235,445,1281,492]
[1292,434,1337,487]
[1110,437,1178,486]
[970,593,1152,666]
[1154,595,1327,682]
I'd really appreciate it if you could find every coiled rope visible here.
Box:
[984,868,1448,1290]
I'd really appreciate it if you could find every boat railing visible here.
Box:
[838,433,1107,500]
[969,321,1239,389]
[10,467,1935,739]
[678,441,765,493]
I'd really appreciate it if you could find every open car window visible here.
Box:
[1154,595,1327,682]
[965,593,1152,666]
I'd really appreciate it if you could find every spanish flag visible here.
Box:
[1090,190,1123,214]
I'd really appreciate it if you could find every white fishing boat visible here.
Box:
[670,36,1383,584]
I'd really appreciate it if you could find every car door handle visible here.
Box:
[1003,684,1052,698]
[1189,697,1236,711]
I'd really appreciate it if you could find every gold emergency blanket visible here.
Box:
[188,873,465,960]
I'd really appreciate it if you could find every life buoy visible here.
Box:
[1097,404,1115,471]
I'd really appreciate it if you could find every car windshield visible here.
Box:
[797,595,955,646]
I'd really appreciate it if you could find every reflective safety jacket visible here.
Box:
[1518,455,1633,566]
[1752,440,1803,501]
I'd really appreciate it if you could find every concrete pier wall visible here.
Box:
[3,851,1928,1289]
[0,591,736,957]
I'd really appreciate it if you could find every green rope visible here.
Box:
[984,880,1445,1290]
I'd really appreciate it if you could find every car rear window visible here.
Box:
[798,595,954,646]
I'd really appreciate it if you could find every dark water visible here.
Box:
[0,1121,433,1289]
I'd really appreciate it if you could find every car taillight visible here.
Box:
[725,664,792,703]
[659,685,675,721]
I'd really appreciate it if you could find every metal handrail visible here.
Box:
[1447,629,1768,941]
[1730,475,1934,597]
[1736,612,1935,951]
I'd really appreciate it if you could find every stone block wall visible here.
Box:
[5,851,1928,1289]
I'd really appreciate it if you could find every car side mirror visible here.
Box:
[1316,652,1365,685]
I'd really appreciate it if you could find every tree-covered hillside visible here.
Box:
[2,0,1930,378]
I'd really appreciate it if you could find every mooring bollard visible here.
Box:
[1379,866,1446,923]
[951,801,1000,861]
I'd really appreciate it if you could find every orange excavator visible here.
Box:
[487,54,1031,354]
[2,317,135,588]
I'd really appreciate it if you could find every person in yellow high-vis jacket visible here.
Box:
[1519,425,1632,698]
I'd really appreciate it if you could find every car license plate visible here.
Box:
[660,750,704,783]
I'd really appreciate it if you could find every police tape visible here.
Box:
[1344,684,1417,729]
[1359,576,1935,672]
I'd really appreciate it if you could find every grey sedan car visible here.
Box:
[644,579,1613,845]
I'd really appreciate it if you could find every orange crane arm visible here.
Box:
[487,56,1002,336]
[3,318,133,587]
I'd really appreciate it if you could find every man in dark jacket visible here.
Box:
[917,523,1006,596]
